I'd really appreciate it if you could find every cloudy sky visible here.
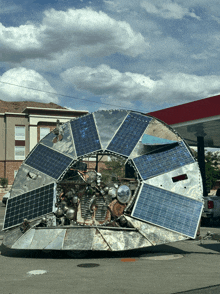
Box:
[1,0,220,113]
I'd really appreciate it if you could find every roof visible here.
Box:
[148,95,220,148]
[148,94,220,125]
[0,99,65,114]
[23,107,87,113]
[22,107,88,116]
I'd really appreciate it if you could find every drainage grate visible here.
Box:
[77,263,100,268]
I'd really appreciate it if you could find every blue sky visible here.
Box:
[1,0,220,112]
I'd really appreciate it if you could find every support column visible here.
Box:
[197,136,207,196]
[95,154,99,172]
[4,115,7,178]
[29,125,38,152]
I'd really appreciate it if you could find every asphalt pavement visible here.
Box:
[1,203,220,294]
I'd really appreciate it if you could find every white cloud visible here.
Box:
[140,0,200,20]
[0,7,148,63]
[42,8,148,57]
[0,67,58,103]
[61,64,220,111]
[63,106,77,111]
[61,64,156,97]
[61,64,157,110]
[64,105,89,112]
[0,23,41,50]
[157,73,220,100]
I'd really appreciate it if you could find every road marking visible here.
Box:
[27,270,47,276]
[121,258,136,262]
[140,253,184,260]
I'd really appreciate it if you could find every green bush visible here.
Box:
[0,178,8,188]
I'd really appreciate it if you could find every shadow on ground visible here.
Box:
[0,243,187,259]
[201,218,220,228]
[173,284,220,294]
[199,243,220,253]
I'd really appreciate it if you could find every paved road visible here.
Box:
[1,204,220,294]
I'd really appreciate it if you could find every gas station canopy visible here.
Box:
[148,95,220,148]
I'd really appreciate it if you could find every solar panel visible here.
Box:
[25,144,73,180]
[131,183,203,238]
[107,113,152,157]
[3,183,56,230]
[70,114,101,156]
[133,141,195,180]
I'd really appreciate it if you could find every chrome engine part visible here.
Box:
[54,169,134,226]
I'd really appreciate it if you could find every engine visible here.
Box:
[54,162,139,228]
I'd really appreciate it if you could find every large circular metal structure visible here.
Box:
[3,110,203,252]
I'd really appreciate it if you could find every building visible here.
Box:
[0,99,88,185]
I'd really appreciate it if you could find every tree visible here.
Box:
[205,152,220,191]
[100,156,126,183]
[0,178,8,188]
[191,149,220,191]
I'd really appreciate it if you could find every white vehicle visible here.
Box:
[202,190,220,223]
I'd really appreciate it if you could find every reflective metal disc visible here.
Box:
[117,185,131,204]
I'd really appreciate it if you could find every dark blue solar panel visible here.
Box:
[133,141,194,180]
[25,144,73,179]
[70,114,101,156]
[107,113,152,157]
[132,184,203,238]
[3,183,55,230]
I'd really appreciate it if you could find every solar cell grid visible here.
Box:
[3,183,55,230]
[107,113,152,157]
[132,184,203,238]
[25,144,73,179]
[70,114,101,156]
[133,141,194,180]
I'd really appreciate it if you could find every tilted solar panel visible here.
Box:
[133,141,195,180]
[3,183,56,230]
[131,183,203,238]
[107,113,152,157]
[25,144,73,180]
[70,114,101,156]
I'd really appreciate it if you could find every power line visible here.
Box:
[0,80,142,112]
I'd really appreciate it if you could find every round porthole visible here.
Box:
[117,185,131,204]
